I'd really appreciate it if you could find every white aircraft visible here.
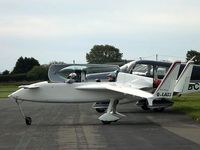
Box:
[9,60,193,126]
[93,58,197,112]
[47,58,199,103]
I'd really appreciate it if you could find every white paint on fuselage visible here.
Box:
[9,72,154,104]
[10,82,124,103]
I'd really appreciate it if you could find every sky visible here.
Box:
[0,0,200,72]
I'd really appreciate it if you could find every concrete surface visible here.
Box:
[0,99,200,150]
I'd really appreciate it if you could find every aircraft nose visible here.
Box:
[8,92,17,100]
[8,89,22,100]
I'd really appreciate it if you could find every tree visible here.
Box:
[2,70,9,75]
[186,50,200,64]
[12,56,40,74]
[27,65,48,81]
[86,45,123,63]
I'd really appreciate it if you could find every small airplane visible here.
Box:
[8,59,194,126]
[120,58,200,93]
[93,58,198,113]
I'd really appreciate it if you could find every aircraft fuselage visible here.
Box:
[10,82,124,103]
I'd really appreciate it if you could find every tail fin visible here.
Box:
[153,61,181,99]
[174,58,194,94]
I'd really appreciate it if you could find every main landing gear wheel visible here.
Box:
[96,108,107,113]
[99,99,122,124]
[101,121,112,124]
[25,116,32,126]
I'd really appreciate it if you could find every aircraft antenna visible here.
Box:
[156,54,158,61]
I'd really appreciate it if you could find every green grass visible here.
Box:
[173,92,200,122]
[0,84,18,98]
[0,81,41,98]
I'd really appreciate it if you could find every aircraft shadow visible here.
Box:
[32,120,160,127]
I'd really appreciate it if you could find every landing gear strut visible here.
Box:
[16,100,32,126]
[99,99,125,124]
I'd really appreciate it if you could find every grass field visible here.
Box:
[0,81,41,98]
[173,92,200,122]
[0,84,18,98]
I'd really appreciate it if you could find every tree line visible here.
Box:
[0,57,49,82]
[0,45,199,82]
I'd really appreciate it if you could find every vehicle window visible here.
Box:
[131,64,153,77]
[155,66,169,79]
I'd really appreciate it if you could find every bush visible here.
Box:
[27,65,48,81]
[0,66,48,82]
[0,74,27,82]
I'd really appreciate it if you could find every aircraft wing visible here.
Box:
[105,83,153,98]
[76,83,153,99]
[77,60,181,100]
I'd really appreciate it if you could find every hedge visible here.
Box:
[0,74,27,82]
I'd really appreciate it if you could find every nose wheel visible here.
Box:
[25,116,32,126]
[16,100,32,126]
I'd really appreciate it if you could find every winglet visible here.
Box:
[174,57,194,93]
[153,61,181,99]
[19,84,40,89]
[19,81,48,89]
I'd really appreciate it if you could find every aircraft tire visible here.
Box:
[25,116,32,126]
[96,108,107,113]
[101,121,111,124]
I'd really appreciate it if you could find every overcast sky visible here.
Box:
[0,0,200,72]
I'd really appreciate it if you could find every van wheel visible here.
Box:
[141,105,150,110]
